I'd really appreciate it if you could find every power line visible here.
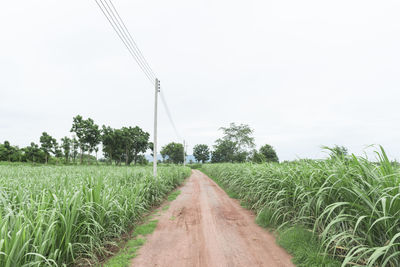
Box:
[107,0,156,79]
[95,0,155,83]
[98,0,155,83]
[160,90,182,141]
[95,0,183,142]
[104,0,156,80]
[100,0,155,82]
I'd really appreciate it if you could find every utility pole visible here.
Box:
[183,140,186,166]
[153,78,160,177]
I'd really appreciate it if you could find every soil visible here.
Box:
[130,170,294,267]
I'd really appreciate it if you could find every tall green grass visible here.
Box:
[203,148,400,266]
[0,165,190,266]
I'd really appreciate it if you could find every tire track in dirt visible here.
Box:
[130,170,294,267]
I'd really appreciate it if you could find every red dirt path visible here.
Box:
[130,170,294,267]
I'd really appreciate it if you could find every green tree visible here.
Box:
[23,142,44,163]
[213,123,255,162]
[211,139,236,163]
[101,126,116,165]
[53,140,63,164]
[2,141,15,161]
[71,115,100,164]
[193,144,210,163]
[259,144,279,163]
[112,129,125,165]
[219,122,255,151]
[0,141,23,162]
[0,141,11,161]
[101,127,125,165]
[102,126,150,166]
[160,142,184,164]
[40,132,56,164]
[121,127,132,165]
[61,137,71,163]
[71,136,79,163]
[71,115,87,164]
[85,120,101,163]
[125,126,150,165]
[0,143,6,161]
[136,154,149,165]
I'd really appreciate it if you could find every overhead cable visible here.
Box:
[95,0,183,141]
[160,90,182,141]
[95,0,155,84]
[107,0,156,79]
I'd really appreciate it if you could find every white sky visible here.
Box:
[1,0,399,161]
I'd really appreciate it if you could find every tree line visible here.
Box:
[0,115,152,165]
[154,122,279,164]
[193,123,349,163]
[158,122,279,165]
[0,119,279,165]
[191,122,279,164]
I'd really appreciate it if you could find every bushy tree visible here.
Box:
[61,137,71,163]
[102,126,117,164]
[0,142,37,163]
[71,136,79,163]
[3,141,13,161]
[219,123,255,150]
[0,141,12,161]
[23,142,45,163]
[0,143,7,161]
[193,144,210,163]
[0,141,21,162]
[85,120,101,163]
[71,115,86,164]
[161,142,184,164]
[212,123,255,163]
[40,132,56,164]
[71,115,100,164]
[53,140,63,164]
[259,144,279,163]
[129,127,150,165]
[211,140,236,163]
[121,126,150,165]
[136,154,149,165]
[101,127,125,165]
[101,125,150,165]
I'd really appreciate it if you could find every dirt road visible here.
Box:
[131,170,294,267]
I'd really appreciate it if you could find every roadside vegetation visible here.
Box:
[203,147,400,266]
[102,187,182,267]
[0,164,190,266]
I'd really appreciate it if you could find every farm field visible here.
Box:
[1,0,398,266]
[0,164,190,266]
[202,148,400,266]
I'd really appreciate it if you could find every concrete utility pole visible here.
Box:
[183,140,186,166]
[153,79,160,177]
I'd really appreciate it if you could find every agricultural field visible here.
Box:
[0,164,190,266]
[202,148,400,267]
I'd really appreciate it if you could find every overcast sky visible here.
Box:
[1,0,399,161]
